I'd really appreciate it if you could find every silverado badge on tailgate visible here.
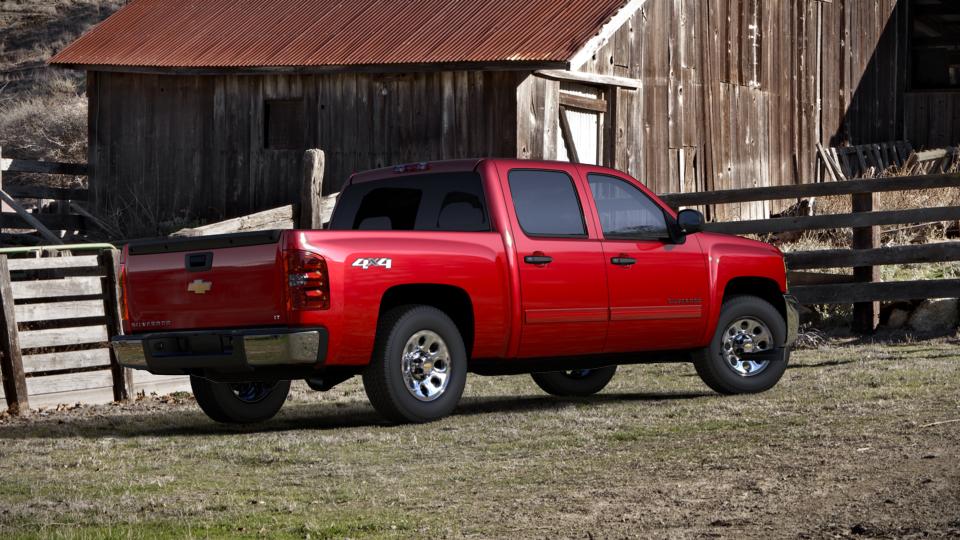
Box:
[187,279,213,294]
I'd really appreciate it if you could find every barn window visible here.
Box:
[909,0,960,90]
[264,99,305,150]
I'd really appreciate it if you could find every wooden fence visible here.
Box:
[0,250,187,413]
[0,146,102,244]
[660,172,960,332]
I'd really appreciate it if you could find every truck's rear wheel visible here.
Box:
[362,305,467,423]
[531,366,617,397]
[694,295,788,395]
[190,376,290,424]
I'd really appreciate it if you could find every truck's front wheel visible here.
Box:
[190,377,290,423]
[363,306,467,423]
[694,295,788,395]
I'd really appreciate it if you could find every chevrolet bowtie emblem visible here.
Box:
[187,279,212,294]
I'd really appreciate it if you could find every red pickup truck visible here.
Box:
[112,159,798,424]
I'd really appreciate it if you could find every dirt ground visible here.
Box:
[0,338,958,539]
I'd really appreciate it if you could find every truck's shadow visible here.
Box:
[0,391,710,440]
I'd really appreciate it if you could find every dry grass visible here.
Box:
[0,0,122,165]
[0,340,958,539]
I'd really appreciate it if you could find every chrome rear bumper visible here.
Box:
[111,328,327,374]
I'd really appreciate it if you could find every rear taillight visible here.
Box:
[283,249,330,311]
[119,260,131,334]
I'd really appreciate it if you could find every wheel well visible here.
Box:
[378,285,475,356]
[723,277,785,320]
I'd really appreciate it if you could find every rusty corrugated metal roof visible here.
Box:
[50,0,631,69]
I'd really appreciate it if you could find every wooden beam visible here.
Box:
[171,205,296,237]
[851,189,879,332]
[558,106,580,164]
[786,242,960,270]
[2,184,89,201]
[658,173,960,207]
[0,212,85,231]
[786,272,857,287]
[535,70,642,90]
[0,256,29,414]
[0,158,88,176]
[300,149,325,230]
[559,93,609,113]
[0,189,63,244]
[70,202,120,238]
[99,250,128,402]
[701,206,960,235]
[792,279,960,305]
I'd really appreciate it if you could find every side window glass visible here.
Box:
[587,174,668,239]
[508,170,586,237]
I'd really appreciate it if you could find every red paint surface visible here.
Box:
[122,159,788,367]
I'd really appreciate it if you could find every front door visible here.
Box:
[498,164,608,358]
[582,169,710,353]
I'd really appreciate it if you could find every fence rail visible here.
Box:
[0,248,188,413]
[660,172,960,332]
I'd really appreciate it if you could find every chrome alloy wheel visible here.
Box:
[722,317,774,377]
[401,330,451,402]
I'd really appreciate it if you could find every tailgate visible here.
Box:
[125,231,286,332]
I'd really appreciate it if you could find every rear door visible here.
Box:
[496,163,608,358]
[581,169,709,352]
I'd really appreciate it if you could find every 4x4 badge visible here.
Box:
[352,258,392,270]
[187,279,212,294]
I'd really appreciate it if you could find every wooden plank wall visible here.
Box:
[89,71,519,235]
[566,0,911,220]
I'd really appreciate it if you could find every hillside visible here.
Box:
[0,0,121,164]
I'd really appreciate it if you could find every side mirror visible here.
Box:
[677,209,704,234]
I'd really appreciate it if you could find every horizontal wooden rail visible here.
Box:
[659,173,960,207]
[11,276,102,300]
[786,242,960,270]
[1,158,88,176]
[1,212,85,231]
[23,349,111,374]
[791,279,960,304]
[702,205,960,235]
[6,255,100,271]
[3,184,89,201]
[18,325,109,350]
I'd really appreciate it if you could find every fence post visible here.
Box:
[300,149,325,230]
[99,250,129,401]
[0,255,29,414]
[851,191,879,332]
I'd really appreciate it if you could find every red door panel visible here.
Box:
[496,163,608,358]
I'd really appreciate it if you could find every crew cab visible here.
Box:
[112,159,799,424]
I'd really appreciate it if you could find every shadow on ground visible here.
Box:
[0,391,712,440]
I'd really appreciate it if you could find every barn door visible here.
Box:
[557,83,609,166]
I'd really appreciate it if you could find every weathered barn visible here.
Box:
[50,0,959,233]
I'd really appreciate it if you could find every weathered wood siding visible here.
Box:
[88,71,519,234]
[518,0,953,220]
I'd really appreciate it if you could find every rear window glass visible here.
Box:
[329,172,489,232]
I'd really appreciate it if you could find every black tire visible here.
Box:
[190,376,290,424]
[530,366,617,397]
[694,295,788,395]
[362,305,468,423]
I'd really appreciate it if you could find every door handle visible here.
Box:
[611,256,636,266]
[524,253,553,265]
